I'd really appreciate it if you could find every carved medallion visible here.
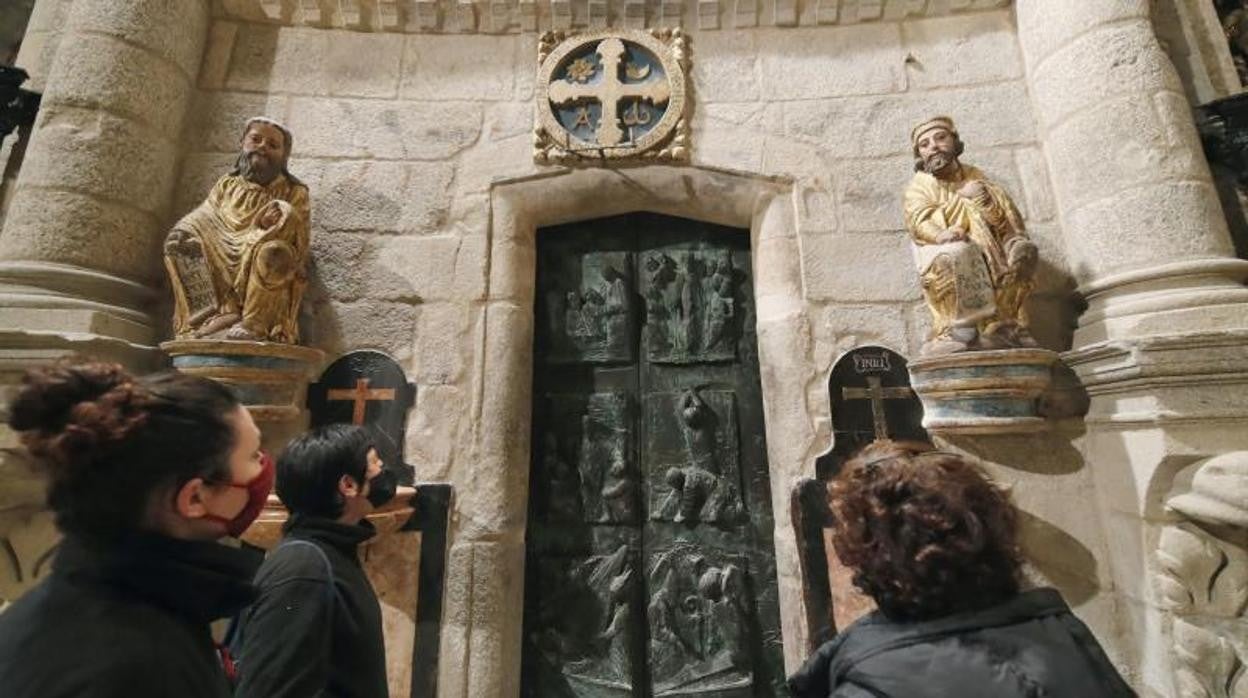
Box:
[535,29,690,164]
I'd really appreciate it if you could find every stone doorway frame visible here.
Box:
[439,165,817,697]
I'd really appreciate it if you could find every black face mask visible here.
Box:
[365,469,398,508]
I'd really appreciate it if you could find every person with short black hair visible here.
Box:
[233,423,398,698]
[0,362,273,698]
[788,441,1135,697]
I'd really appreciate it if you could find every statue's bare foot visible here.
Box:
[922,337,970,356]
[225,323,259,341]
[193,313,240,338]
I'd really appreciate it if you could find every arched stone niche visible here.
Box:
[437,164,818,697]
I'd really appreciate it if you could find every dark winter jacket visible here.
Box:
[788,588,1135,698]
[233,514,389,698]
[0,533,260,698]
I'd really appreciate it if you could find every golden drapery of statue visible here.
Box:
[903,116,1038,356]
[164,118,310,343]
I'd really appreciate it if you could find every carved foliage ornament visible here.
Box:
[535,29,690,164]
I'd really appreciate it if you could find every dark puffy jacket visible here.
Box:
[788,588,1136,698]
[233,515,389,698]
[0,533,260,698]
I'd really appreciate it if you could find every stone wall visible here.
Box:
[171,6,1132,693]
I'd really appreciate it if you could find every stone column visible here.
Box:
[1016,2,1248,693]
[1016,0,1248,347]
[0,0,212,607]
[0,0,212,369]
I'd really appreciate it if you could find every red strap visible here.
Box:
[217,643,238,682]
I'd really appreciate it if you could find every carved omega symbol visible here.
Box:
[535,29,690,163]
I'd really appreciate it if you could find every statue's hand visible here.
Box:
[256,204,283,230]
[1008,241,1039,278]
[935,226,968,244]
[958,180,987,201]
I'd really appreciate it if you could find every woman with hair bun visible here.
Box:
[0,362,275,698]
[788,441,1134,698]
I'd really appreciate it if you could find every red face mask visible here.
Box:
[203,451,276,537]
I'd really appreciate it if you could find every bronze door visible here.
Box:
[522,213,784,698]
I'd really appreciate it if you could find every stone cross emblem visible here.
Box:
[535,29,689,163]
[548,38,671,147]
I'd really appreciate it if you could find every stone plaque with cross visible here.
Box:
[814,345,928,480]
[307,350,417,485]
[534,28,690,164]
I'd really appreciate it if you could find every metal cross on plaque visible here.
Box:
[814,345,928,479]
[328,378,396,425]
[307,350,417,485]
[842,376,915,442]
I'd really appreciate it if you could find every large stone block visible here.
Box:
[44,33,193,136]
[308,231,370,301]
[484,101,534,142]
[757,24,905,100]
[455,134,540,195]
[784,81,1037,159]
[690,110,764,172]
[373,234,487,302]
[760,134,834,181]
[19,107,178,216]
[309,300,419,362]
[66,0,211,79]
[690,30,761,103]
[1029,20,1180,130]
[226,24,330,95]
[288,97,483,161]
[315,161,409,233]
[326,31,404,99]
[0,188,159,283]
[186,90,290,154]
[399,161,456,234]
[829,155,911,233]
[407,384,467,482]
[1015,0,1149,69]
[901,10,1023,90]
[810,302,910,371]
[414,302,479,385]
[801,231,922,302]
[400,35,517,101]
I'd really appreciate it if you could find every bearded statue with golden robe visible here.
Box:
[164,117,310,343]
[903,117,1039,356]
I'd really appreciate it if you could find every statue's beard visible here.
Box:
[924,152,955,176]
[237,151,280,184]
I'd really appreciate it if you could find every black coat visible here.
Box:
[0,533,260,698]
[788,588,1136,698]
[233,515,389,698]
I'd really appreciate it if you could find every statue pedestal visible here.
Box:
[160,339,323,454]
[908,348,1057,434]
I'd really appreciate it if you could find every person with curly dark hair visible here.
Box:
[789,441,1134,698]
[0,362,275,698]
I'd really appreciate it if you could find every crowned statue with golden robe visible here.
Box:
[903,117,1039,356]
[164,117,310,343]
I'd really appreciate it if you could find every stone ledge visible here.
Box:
[218,0,1011,33]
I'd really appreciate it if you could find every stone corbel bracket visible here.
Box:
[1154,452,1248,697]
